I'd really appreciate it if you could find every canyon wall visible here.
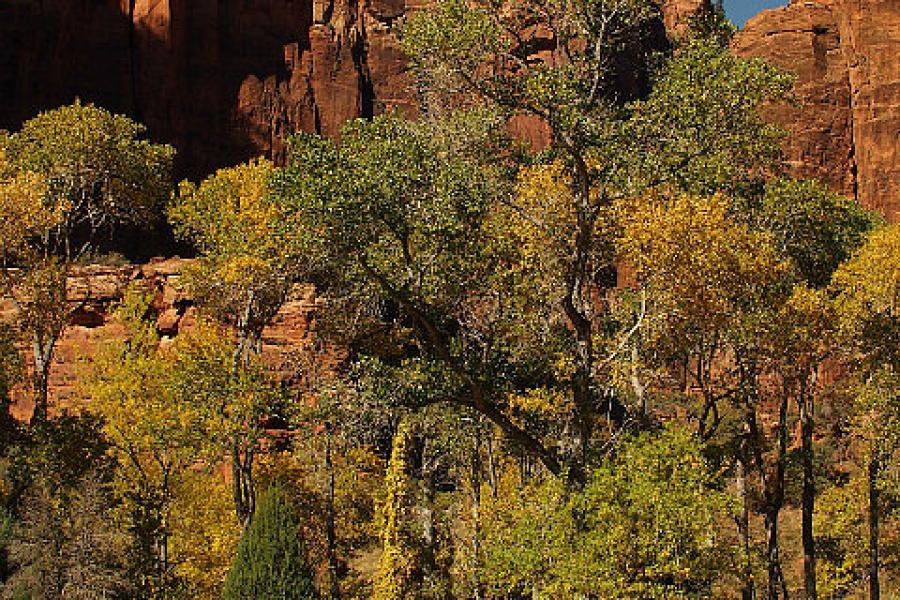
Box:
[0,0,422,179]
[2,1,895,218]
[733,0,900,221]
[0,0,711,180]
[2,259,328,420]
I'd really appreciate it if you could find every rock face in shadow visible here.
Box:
[0,0,420,179]
[0,0,706,180]
[732,0,900,221]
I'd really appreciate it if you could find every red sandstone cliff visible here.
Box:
[0,0,707,180]
[2,1,894,220]
[0,0,422,178]
[2,259,329,420]
[732,0,900,221]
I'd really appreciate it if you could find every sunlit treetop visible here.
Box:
[170,158,312,332]
[832,224,900,370]
[617,191,792,351]
[2,101,174,246]
[0,146,55,261]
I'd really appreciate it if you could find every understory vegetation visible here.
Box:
[0,1,896,599]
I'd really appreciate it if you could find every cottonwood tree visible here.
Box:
[401,0,663,476]
[0,102,173,421]
[755,178,879,599]
[279,111,579,479]
[167,319,285,530]
[478,426,734,598]
[617,191,797,598]
[832,224,900,600]
[85,289,205,595]
[169,158,307,526]
[87,288,283,591]
[400,1,799,481]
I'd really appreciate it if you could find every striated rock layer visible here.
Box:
[733,0,900,221]
[2,260,331,420]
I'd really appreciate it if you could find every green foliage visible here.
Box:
[627,35,793,197]
[2,100,174,254]
[480,426,735,598]
[759,178,881,287]
[279,110,506,311]
[403,0,659,129]
[0,101,174,419]
[222,487,319,600]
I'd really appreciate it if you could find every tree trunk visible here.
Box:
[798,381,816,599]
[764,508,786,600]
[869,456,880,600]
[560,150,600,480]
[470,430,483,600]
[231,305,259,528]
[737,456,755,600]
[31,335,55,423]
[763,390,789,600]
[232,441,255,528]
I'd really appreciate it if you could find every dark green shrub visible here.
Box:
[223,487,318,600]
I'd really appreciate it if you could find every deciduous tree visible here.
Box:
[170,158,306,526]
[0,102,173,421]
[832,224,900,600]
